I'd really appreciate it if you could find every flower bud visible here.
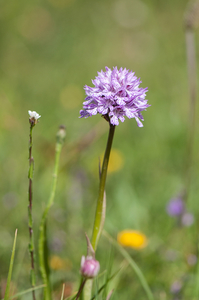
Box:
[56,125,66,144]
[80,256,100,279]
[28,110,41,126]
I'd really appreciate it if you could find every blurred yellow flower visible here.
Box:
[117,230,148,249]
[50,255,72,270]
[101,148,124,173]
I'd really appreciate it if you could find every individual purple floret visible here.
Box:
[166,197,185,216]
[80,67,149,127]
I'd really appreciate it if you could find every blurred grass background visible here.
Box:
[1,0,199,299]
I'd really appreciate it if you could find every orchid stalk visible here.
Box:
[80,67,149,250]
[91,121,115,250]
[80,67,149,299]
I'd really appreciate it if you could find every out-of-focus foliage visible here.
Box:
[1,0,199,299]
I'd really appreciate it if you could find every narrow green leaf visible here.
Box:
[60,284,65,300]
[103,231,154,300]
[4,229,18,300]
[38,127,65,300]
[28,160,34,179]
[38,216,52,300]
[106,289,114,300]
[1,285,45,300]
[90,264,125,300]
[193,236,199,299]
[102,246,114,300]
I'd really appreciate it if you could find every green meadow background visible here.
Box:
[1,0,199,299]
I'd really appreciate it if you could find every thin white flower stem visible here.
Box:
[28,122,37,300]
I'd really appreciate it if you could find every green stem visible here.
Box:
[75,278,87,300]
[28,123,36,300]
[194,236,199,299]
[39,127,65,300]
[184,28,197,203]
[91,124,115,251]
[84,124,115,300]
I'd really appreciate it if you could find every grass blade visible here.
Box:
[90,263,126,300]
[103,231,154,300]
[1,285,45,300]
[4,229,18,300]
[60,284,65,300]
[38,126,66,300]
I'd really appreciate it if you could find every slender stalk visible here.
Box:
[39,126,65,300]
[184,28,197,203]
[84,123,115,300]
[75,279,87,300]
[28,122,36,300]
[60,284,65,300]
[4,229,18,300]
[2,285,45,300]
[184,3,199,298]
[91,124,115,251]
[194,235,199,299]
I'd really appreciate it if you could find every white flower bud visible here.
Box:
[28,110,41,125]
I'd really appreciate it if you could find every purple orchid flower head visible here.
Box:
[80,67,149,127]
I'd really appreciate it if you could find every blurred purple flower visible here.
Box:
[181,212,194,227]
[80,67,149,127]
[166,197,184,216]
[170,280,182,294]
[164,249,179,262]
[166,196,194,228]
[187,254,197,266]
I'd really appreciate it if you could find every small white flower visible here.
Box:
[28,110,41,120]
